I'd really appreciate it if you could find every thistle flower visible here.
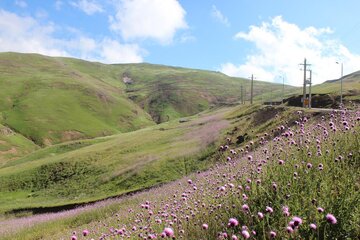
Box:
[317,207,324,213]
[318,163,324,170]
[163,227,174,237]
[326,213,337,224]
[228,218,239,227]
[269,231,276,238]
[266,206,274,214]
[82,229,89,236]
[310,223,317,230]
[292,216,302,227]
[241,230,250,239]
[242,204,250,212]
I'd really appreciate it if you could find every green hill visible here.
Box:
[0,52,293,154]
[0,52,359,221]
[284,71,360,108]
[0,104,301,215]
[0,52,155,148]
[312,71,360,97]
[0,106,232,214]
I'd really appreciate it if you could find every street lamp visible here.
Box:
[336,62,343,106]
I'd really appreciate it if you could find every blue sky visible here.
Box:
[1,0,360,85]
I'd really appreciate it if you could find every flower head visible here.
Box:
[241,230,250,239]
[292,216,302,227]
[163,227,174,237]
[326,213,337,224]
[266,206,274,214]
[228,218,239,227]
[82,229,89,236]
[310,223,317,230]
[257,212,264,219]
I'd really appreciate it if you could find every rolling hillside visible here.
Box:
[0,52,293,158]
[0,52,155,148]
[1,52,358,217]
[284,71,360,108]
[0,104,301,215]
[312,70,360,97]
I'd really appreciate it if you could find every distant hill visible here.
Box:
[0,52,292,151]
[324,70,360,84]
[308,70,360,106]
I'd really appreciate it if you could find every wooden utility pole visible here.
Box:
[302,58,307,107]
[300,58,311,108]
[308,70,312,108]
[282,76,285,104]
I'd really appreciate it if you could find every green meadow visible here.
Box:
[0,52,359,239]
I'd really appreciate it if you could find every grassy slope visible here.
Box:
[0,52,298,163]
[63,59,296,122]
[286,71,360,103]
[0,52,155,148]
[312,71,360,98]
[0,124,39,167]
[3,105,357,240]
[0,104,297,214]
[0,106,231,213]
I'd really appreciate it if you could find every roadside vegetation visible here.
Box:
[1,105,358,239]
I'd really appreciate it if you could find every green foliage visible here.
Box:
[0,106,230,213]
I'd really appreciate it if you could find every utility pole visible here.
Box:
[250,74,254,104]
[336,62,344,106]
[300,58,311,108]
[281,75,285,104]
[308,70,312,108]
[341,63,343,106]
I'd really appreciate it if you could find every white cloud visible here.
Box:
[0,9,67,56]
[110,0,187,44]
[99,38,144,63]
[15,0,27,8]
[0,9,144,63]
[211,5,230,27]
[55,0,63,10]
[70,0,103,15]
[220,16,360,85]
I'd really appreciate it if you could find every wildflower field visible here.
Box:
[2,106,359,239]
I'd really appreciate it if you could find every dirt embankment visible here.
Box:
[285,94,336,108]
